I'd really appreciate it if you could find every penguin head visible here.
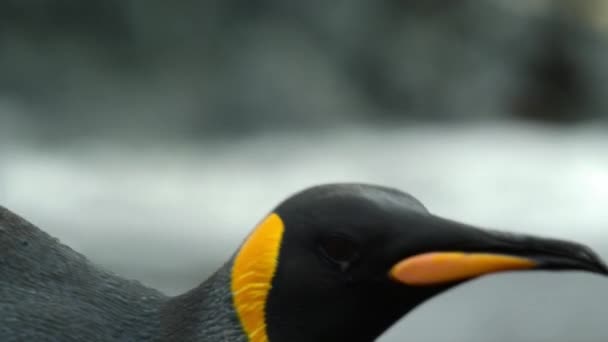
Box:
[229,183,608,342]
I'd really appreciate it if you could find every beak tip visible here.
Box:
[520,238,608,278]
[595,262,608,276]
[577,246,608,276]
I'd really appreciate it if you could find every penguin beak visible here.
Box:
[389,216,608,286]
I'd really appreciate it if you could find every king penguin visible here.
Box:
[1,183,607,341]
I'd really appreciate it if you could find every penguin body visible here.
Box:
[0,206,164,341]
[0,206,252,341]
[1,183,607,341]
[161,262,245,341]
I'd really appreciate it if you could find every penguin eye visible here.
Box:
[318,235,359,267]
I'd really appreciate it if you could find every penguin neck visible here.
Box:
[161,260,248,341]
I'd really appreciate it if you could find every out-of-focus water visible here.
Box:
[1,123,608,341]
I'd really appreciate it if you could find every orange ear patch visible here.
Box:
[231,213,285,342]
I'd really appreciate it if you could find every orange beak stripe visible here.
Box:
[390,252,537,286]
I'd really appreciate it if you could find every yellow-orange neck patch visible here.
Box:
[231,213,285,342]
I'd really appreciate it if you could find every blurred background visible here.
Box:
[1,1,608,341]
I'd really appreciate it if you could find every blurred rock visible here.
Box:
[0,1,607,140]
